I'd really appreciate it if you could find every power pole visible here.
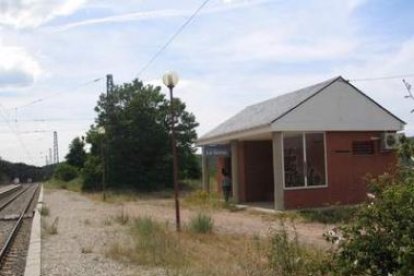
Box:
[102,74,114,201]
[49,148,53,165]
[45,155,48,166]
[53,131,59,164]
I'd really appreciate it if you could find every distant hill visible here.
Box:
[0,159,55,184]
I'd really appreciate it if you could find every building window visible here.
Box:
[352,141,375,155]
[283,132,327,189]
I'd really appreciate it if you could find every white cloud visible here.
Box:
[53,9,188,32]
[0,42,41,88]
[0,0,87,28]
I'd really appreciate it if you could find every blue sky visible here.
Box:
[0,0,413,166]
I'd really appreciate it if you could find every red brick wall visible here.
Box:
[284,132,397,209]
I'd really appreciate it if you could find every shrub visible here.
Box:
[81,155,102,191]
[189,213,213,234]
[39,205,49,216]
[268,221,327,275]
[54,163,78,182]
[331,168,414,275]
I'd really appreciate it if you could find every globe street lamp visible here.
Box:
[97,126,106,201]
[162,71,181,232]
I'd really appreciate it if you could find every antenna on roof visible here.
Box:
[402,79,414,113]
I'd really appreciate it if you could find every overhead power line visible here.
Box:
[0,104,34,163]
[348,73,414,82]
[137,0,211,77]
[9,77,102,112]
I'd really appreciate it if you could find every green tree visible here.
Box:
[85,78,199,190]
[65,137,87,169]
[54,163,78,182]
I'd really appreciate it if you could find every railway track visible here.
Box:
[0,184,39,276]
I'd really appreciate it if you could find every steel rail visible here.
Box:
[0,185,30,212]
[0,184,39,265]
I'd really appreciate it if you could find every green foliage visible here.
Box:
[299,206,359,224]
[54,163,78,182]
[189,213,214,234]
[65,137,87,169]
[84,78,200,191]
[331,167,414,275]
[81,155,102,191]
[268,222,327,275]
[44,177,83,192]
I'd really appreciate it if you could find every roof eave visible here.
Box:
[196,125,272,146]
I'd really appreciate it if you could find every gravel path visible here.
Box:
[41,190,162,276]
[42,189,332,275]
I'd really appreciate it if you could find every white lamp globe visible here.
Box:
[162,71,179,88]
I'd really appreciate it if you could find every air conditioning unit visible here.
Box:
[381,133,401,150]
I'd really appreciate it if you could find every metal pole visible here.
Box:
[169,86,181,232]
[102,138,106,201]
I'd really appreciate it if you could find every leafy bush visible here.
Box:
[331,168,414,275]
[81,155,102,191]
[189,213,213,234]
[54,163,78,182]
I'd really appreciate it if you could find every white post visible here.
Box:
[272,132,285,210]
[231,140,239,203]
[201,148,210,192]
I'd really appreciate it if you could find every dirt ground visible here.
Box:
[122,198,332,249]
[41,188,333,275]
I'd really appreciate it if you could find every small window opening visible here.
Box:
[352,141,375,155]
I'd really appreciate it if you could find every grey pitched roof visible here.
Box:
[198,76,341,142]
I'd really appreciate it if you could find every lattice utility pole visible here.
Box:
[49,148,53,165]
[102,74,114,201]
[53,131,59,164]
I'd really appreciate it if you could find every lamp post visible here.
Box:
[163,71,181,232]
[97,126,106,201]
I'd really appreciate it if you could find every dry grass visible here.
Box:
[42,217,59,236]
[106,216,329,275]
[113,208,129,225]
[87,189,174,204]
[39,205,50,216]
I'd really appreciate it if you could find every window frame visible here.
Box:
[282,132,329,190]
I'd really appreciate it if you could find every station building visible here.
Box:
[197,76,405,210]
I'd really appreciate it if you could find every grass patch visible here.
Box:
[88,189,174,204]
[102,217,112,226]
[44,177,82,193]
[106,216,329,275]
[298,205,359,224]
[113,208,129,225]
[183,190,226,210]
[189,213,213,234]
[42,217,59,236]
[39,205,49,216]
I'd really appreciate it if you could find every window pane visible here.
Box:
[305,133,326,186]
[283,133,305,187]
